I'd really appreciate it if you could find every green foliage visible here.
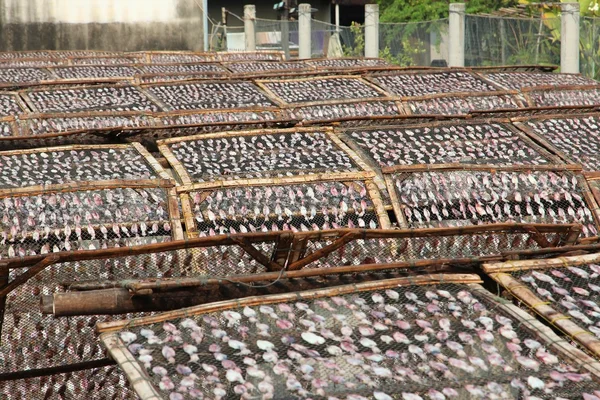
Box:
[342,22,426,66]
[377,0,519,23]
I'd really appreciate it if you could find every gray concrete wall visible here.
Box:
[210,0,331,27]
[0,0,204,51]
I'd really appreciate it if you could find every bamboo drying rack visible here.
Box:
[382,164,600,233]
[520,84,600,107]
[157,127,370,187]
[512,112,600,173]
[340,118,567,170]
[401,90,529,115]
[216,50,285,62]
[0,142,171,188]
[468,64,558,73]
[19,83,165,114]
[473,70,596,91]
[0,91,31,116]
[178,176,391,238]
[483,252,600,359]
[0,178,184,244]
[255,75,397,107]
[221,60,316,76]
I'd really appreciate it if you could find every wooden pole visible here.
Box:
[0,255,59,298]
[0,358,115,382]
[0,265,8,345]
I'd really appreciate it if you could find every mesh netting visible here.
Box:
[0,186,175,258]
[260,77,385,105]
[379,20,448,67]
[0,93,27,116]
[522,115,600,172]
[0,51,121,59]
[405,93,523,115]
[345,121,552,168]
[146,54,215,64]
[464,15,560,67]
[388,169,598,236]
[113,282,600,399]
[369,71,499,97]
[0,59,68,67]
[139,64,228,74]
[511,262,600,342]
[307,58,391,69]
[145,81,275,111]
[188,181,381,236]
[166,131,361,183]
[289,101,402,123]
[158,110,281,127]
[217,52,284,62]
[527,88,600,108]
[137,74,228,84]
[51,66,142,80]
[0,67,54,84]
[0,120,13,137]
[0,146,160,189]
[26,86,162,114]
[223,61,312,74]
[301,232,563,269]
[0,365,136,399]
[21,113,156,136]
[70,56,143,65]
[482,72,598,91]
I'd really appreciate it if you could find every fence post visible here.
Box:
[364,4,379,58]
[299,3,312,59]
[561,2,580,74]
[448,3,465,67]
[244,5,256,51]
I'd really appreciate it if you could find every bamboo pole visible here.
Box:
[288,231,360,271]
[100,334,163,400]
[0,358,116,382]
[489,272,600,358]
[231,236,282,272]
[483,251,600,273]
[0,265,8,345]
[384,174,409,229]
[156,143,192,186]
[0,255,59,298]
[381,163,582,175]
[130,142,172,180]
[365,179,391,229]
[96,273,482,332]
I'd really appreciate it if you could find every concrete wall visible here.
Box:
[0,0,204,51]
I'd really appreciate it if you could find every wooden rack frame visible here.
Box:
[383,165,600,233]
[0,178,184,247]
[520,84,600,108]
[483,252,600,359]
[255,75,397,107]
[157,127,370,187]
[178,176,391,238]
[401,91,529,115]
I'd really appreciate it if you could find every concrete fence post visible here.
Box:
[448,3,465,67]
[244,5,256,51]
[364,4,379,58]
[298,3,312,59]
[561,2,580,73]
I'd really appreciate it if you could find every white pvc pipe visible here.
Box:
[298,3,311,59]
[448,2,465,67]
[364,4,379,58]
[561,2,580,74]
[244,5,256,51]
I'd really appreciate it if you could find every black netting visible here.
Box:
[528,88,600,108]
[70,56,142,65]
[146,54,215,64]
[369,71,499,97]
[145,81,275,111]
[0,366,136,399]
[511,262,600,341]
[224,61,312,74]
[167,131,361,183]
[0,146,159,189]
[139,64,228,74]
[114,283,600,399]
[27,86,162,114]
[0,93,26,116]
[0,67,54,84]
[523,115,600,172]
[483,72,597,91]
[189,181,381,236]
[345,121,551,168]
[389,170,598,237]
[261,77,385,105]
[51,66,142,80]
[21,113,155,136]
[158,110,281,127]
[0,186,175,258]
[289,101,402,123]
[405,94,523,115]
[308,58,391,69]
